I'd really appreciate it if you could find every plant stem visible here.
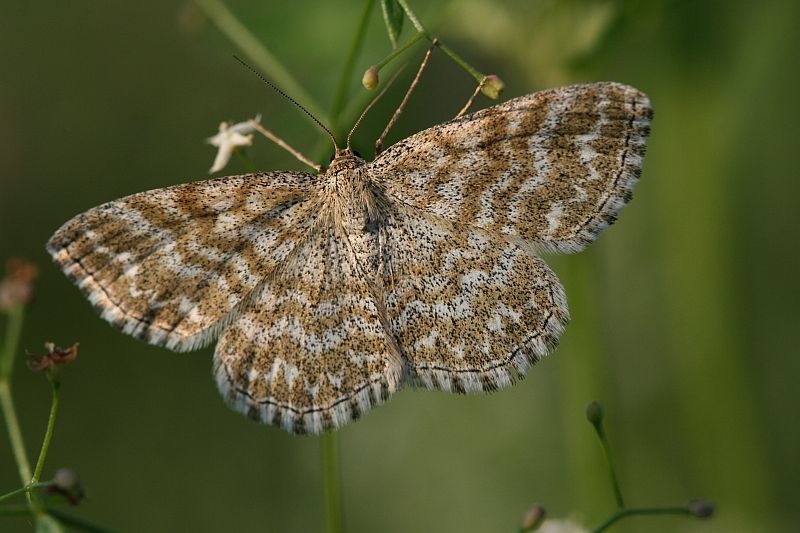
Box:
[591,506,691,533]
[374,31,426,70]
[395,0,425,32]
[321,431,344,533]
[329,0,375,135]
[0,381,31,487]
[1,306,24,377]
[0,485,30,505]
[31,380,61,484]
[192,0,326,121]
[0,482,51,505]
[0,306,32,488]
[394,0,485,83]
[592,417,625,509]
[48,509,116,533]
[601,440,624,509]
[436,42,484,83]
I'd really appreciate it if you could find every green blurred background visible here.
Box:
[2,0,798,531]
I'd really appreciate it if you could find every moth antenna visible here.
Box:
[347,66,406,152]
[375,39,437,156]
[234,55,339,151]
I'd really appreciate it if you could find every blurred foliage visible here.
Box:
[1,0,798,532]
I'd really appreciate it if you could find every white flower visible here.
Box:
[206,115,261,173]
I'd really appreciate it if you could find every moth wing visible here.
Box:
[213,218,403,434]
[368,82,652,253]
[47,171,317,351]
[378,205,569,392]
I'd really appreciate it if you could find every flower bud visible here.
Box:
[585,400,604,427]
[48,468,84,505]
[520,503,546,531]
[481,74,505,99]
[688,499,715,519]
[362,66,379,90]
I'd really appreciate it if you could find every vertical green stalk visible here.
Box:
[0,306,32,487]
[32,380,61,484]
[321,432,344,533]
[2,306,24,377]
[586,401,625,509]
[394,0,484,83]
[0,380,31,487]
[192,0,326,121]
[329,0,376,136]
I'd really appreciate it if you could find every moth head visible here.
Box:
[327,148,365,173]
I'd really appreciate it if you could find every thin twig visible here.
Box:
[31,381,60,484]
[394,0,485,83]
[48,509,117,533]
[321,432,343,533]
[348,67,406,152]
[0,308,32,489]
[192,0,326,121]
[591,506,691,533]
[374,31,426,71]
[375,40,437,156]
[597,428,625,509]
[249,121,321,172]
[454,78,487,118]
[330,0,375,134]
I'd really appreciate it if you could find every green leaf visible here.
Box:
[380,0,404,48]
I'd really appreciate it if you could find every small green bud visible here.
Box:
[362,66,379,90]
[585,400,604,427]
[520,504,546,531]
[481,74,505,99]
[688,499,715,519]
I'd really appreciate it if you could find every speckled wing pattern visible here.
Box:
[47,172,317,351]
[370,82,652,253]
[48,82,652,434]
[377,207,568,392]
[214,214,404,434]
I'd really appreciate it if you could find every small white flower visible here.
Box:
[206,114,261,173]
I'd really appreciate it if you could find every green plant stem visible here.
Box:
[321,432,343,533]
[0,485,29,504]
[0,382,31,488]
[395,0,485,83]
[48,509,115,533]
[0,306,32,488]
[329,0,375,135]
[31,380,60,484]
[192,0,326,121]
[395,0,425,32]
[591,420,625,509]
[0,482,51,505]
[591,506,690,533]
[2,306,24,377]
[374,31,426,70]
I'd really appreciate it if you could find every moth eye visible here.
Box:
[328,152,336,163]
[352,150,363,159]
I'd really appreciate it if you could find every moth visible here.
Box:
[47,82,652,434]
